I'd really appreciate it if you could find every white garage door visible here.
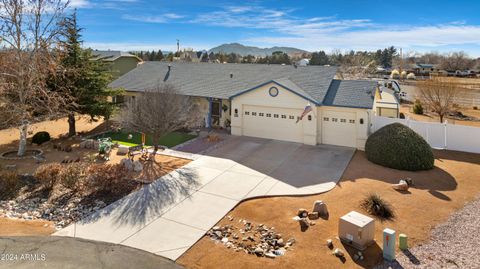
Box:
[322,111,357,147]
[242,105,303,143]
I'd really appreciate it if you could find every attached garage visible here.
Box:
[242,105,304,143]
[322,110,357,147]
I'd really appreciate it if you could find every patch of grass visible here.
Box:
[96,131,197,148]
[361,193,395,220]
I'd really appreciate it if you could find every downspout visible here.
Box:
[206,97,212,129]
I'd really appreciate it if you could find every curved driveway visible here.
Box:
[55,136,355,261]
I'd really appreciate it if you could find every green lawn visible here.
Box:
[96,131,197,148]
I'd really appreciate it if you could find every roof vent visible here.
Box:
[230,73,233,78]
[168,64,171,71]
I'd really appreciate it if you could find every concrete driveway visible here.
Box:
[55,136,355,261]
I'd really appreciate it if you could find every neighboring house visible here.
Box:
[92,50,143,78]
[296,58,310,66]
[409,63,441,75]
[110,62,399,149]
[373,84,400,118]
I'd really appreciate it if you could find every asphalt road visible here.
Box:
[0,236,184,269]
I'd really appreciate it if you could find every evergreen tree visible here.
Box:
[156,50,164,61]
[53,11,121,136]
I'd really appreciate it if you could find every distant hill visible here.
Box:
[209,43,309,57]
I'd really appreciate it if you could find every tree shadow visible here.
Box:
[78,166,201,227]
[401,249,421,265]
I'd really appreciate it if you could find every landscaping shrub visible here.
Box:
[86,164,134,196]
[361,193,395,220]
[406,73,416,80]
[34,163,63,190]
[399,112,406,119]
[390,69,400,79]
[365,123,434,171]
[413,99,424,115]
[59,163,87,189]
[32,131,51,145]
[0,170,20,200]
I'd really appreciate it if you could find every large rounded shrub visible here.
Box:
[32,131,51,145]
[366,123,434,171]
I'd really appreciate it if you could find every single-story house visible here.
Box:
[109,62,398,149]
[92,50,143,78]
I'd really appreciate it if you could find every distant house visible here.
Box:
[110,62,400,149]
[296,58,310,66]
[410,63,440,75]
[92,50,143,78]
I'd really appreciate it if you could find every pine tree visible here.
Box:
[53,11,121,136]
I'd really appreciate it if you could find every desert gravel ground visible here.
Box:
[376,196,480,269]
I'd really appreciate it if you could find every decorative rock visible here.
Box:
[353,254,360,261]
[312,200,328,217]
[133,160,143,172]
[120,158,134,171]
[326,239,333,248]
[117,146,129,155]
[254,247,264,256]
[297,208,308,218]
[265,252,276,259]
[308,212,319,220]
[392,180,409,191]
[334,248,344,257]
[299,217,310,228]
[276,238,285,247]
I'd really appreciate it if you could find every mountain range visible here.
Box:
[208,43,309,57]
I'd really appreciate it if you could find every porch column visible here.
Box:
[206,97,212,128]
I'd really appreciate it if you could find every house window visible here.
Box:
[245,111,250,115]
[234,109,238,117]
[259,113,264,117]
[281,115,286,119]
[323,117,329,121]
[340,119,346,123]
[349,119,355,124]
[266,113,271,117]
[273,114,279,118]
[252,112,257,116]
[308,115,312,121]
[332,118,338,122]
[289,115,295,120]
[360,118,364,124]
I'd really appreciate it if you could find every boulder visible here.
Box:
[133,161,143,172]
[117,146,129,155]
[392,180,409,191]
[297,208,308,218]
[333,248,344,257]
[308,212,319,220]
[120,158,134,171]
[312,200,328,217]
[326,239,333,248]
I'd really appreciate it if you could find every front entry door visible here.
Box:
[211,100,221,126]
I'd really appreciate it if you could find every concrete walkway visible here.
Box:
[55,137,355,261]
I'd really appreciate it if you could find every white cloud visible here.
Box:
[122,13,185,23]
[69,0,91,8]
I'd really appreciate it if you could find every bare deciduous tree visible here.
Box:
[121,84,202,152]
[0,0,70,156]
[417,77,463,123]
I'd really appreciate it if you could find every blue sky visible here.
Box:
[72,0,480,56]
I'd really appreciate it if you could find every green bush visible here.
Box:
[32,131,51,145]
[361,193,395,220]
[413,100,424,115]
[0,170,20,200]
[365,123,434,171]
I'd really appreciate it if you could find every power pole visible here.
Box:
[176,39,180,53]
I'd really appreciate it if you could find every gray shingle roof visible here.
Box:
[92,50,140,61]
[322,80,376,109]
[109,62,376,108]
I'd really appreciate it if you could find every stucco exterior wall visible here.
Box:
[317,106,371,149]
[110,57,142,78]
[231,82,317,145]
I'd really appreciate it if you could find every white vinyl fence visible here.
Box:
[372,116,480,154]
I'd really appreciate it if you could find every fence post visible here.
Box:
[444,120,448,150]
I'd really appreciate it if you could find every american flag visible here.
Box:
[296,104,313,123]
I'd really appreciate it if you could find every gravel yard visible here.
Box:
[376,196,480,269]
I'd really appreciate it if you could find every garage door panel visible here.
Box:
[243,105,303,143]
[322,111,356,148]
